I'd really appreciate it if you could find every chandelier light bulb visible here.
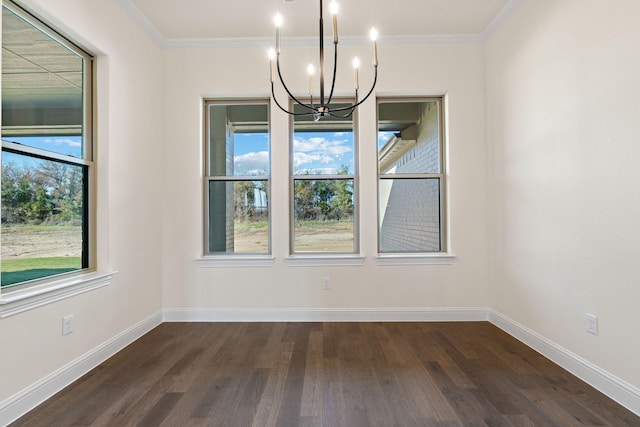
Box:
[274,13,283,28]
[330,1,339,15]
[330,1,339,43]
[352,57,360,90]
[268,48,276,82]
[307,64,315,96]
[274,13,283,54]
[369,27,378,41]
[370,27,379,66]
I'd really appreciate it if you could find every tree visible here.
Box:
[38,161,84,223]
[1,159,83,225]
[234,181,256,221]
[292,165,354,222]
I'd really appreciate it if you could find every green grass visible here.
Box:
[1,257,82,287]
[2,224,80,231]
[295,220,353,227]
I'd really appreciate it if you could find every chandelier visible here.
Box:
[268,0,378,121]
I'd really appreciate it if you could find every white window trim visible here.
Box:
[375,253,455,266]
[0,272,115,318]
[286,255,365,267]
[1,1,101,307]
[377,96,448,255]
[203,99,272,257]
[196,255,275,268]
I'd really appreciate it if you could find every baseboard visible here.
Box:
[3,308,638,423]
[163,307,490,322]
[489,310,640,417]
[0,311,163,426]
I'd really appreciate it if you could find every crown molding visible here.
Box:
[114,0,166,47]
[117,0,524,50]
[481,0,525,40]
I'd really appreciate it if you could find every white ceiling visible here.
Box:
[120,0,519,46]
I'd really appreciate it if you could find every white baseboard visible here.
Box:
[3,308,638,424]
[0,311,163,426]
[489,310,640,417]
[162,307,490,322]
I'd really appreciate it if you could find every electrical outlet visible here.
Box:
[62,315,74,335]
[585,313,598,335]
[322,277,330,290]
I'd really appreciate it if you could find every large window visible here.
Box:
[377,98,446,253]
[1,1,94,288]
[204,100,270,254]
[291,102,357,254]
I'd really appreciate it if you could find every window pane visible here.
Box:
[2,6,85,158]
[293,179,354,252]
[208,180,269,253]
[293,102,354,175]
[378,101,440,175]
[379,178,441,253]
[208,104,269,177]
[1,151,86,287]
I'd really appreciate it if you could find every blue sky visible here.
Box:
[4,136,82,157]
[377,131,395,150]
[1,136,83,168]
[4,132,392,174]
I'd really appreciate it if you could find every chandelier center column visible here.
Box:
[319,0,325,107]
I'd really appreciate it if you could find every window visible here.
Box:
[1,1,94,289]
[377,98,446,253]
[204,100,271,254]
[291,101,357,254]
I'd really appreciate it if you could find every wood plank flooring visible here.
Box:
[11,322,640,426]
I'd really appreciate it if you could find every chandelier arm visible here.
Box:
[271,82,316,116]
[327,88,357,119]
[328,109,355,119]
[277,56,316,112]
[327,66,378,113]
[325,41,339,107]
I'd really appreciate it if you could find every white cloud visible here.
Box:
[234,151,269,174]
[377,131,395,148]
[293,136,352,157]
[294,167,339,175]
[293,152,333,167]
[44,138,82,148]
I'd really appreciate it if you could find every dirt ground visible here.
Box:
[233,221,354,252]
[1,226,82,259]
[1,221,355,258]
[294,222,354,252]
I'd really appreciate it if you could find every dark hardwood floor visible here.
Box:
[11,322,640,426]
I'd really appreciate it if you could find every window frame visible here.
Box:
[376,96,449,257]
[1,0,96,290]
[0,0,108,317]
[288,98,360,256]
[202,98,273,258]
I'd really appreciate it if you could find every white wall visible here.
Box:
[0,0,164,407]
[486,0,640,388]
[4,0,639,420]
[161,43,489,312]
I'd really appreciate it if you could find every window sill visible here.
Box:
[375,253,456,266]
[0,271,115,318]
[286,255,365,267]
[196,255,275,268]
